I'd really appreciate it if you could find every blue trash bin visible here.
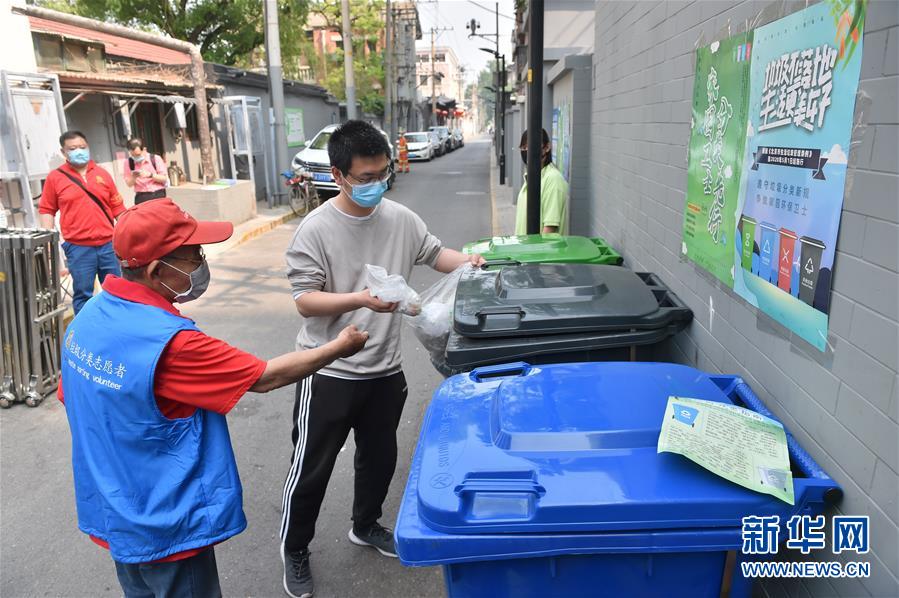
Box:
[395,362,841,598]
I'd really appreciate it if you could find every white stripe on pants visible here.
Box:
[279,376,313,544]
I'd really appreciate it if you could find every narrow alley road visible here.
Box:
[0,139,494,598]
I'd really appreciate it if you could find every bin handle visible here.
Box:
[469,362,532,382]
[480,258,521,269]
[733,382,831,483]
[476,305,525,317]
[454,477,546,497]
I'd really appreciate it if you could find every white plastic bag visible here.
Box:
[405,263,472,374]
[365,264,422,316]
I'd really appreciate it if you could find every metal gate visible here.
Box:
[0,228,66,408]
[220,96,272,207]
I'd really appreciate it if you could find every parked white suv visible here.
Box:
[291,124,396,194]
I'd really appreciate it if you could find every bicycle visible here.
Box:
[282,169,320,216]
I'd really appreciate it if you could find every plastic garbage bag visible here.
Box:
[365,264,421,316]
[405,264,472,374]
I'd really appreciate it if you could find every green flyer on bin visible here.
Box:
[682,31,752,287]
[658,396,795,504]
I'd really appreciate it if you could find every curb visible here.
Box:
[490,151,501,236]
[62,209,301,329]
[205,209,300,260]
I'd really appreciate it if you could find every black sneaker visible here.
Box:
[281,547,314,598]
[348,522,398,558]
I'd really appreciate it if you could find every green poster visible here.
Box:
[682,32,753,286]
[285,107,305,147]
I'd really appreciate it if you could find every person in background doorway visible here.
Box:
[514,128,570,236]
[123,137,169,204]
[39,130,126,314]
[396,131,410,173]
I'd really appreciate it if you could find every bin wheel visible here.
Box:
[25,394,42,408]
[0,397,12,409]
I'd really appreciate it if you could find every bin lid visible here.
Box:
[454,264,666,338]
[414,362,799,535]
[463,234,623,266]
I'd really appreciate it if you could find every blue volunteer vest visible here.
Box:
[61,291,247,563]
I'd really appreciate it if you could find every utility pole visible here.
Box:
[468,3,504,183]
[526,0,545,234]
[495,1,505,184]
[430,27,437,125]
[341,0,357,120]
[428,26,452,126]
[264,0,287,205]
[385,0,394,140]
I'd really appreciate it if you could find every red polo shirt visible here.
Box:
[39,161,126,246]
[58,276,267,562]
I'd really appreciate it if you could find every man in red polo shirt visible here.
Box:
[40,130,126,314]
[59,199,369,597]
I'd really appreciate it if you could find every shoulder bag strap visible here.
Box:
[56,168,115,226]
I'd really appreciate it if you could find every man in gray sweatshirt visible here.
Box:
[281,120,481,598]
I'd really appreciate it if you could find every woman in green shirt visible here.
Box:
[515,128,570,235]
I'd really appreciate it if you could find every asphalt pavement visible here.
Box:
[0,138,494,598]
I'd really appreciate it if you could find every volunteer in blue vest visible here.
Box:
[58,198,369,598]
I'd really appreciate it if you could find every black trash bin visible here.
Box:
[441,264,692,374]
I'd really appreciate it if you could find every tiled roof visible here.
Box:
[29,16,192,65]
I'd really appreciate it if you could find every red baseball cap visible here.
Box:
[114,198,233,268]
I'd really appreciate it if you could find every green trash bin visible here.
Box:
[462,234,623,266]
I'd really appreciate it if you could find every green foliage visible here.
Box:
[825,0,866,69]
[477,61,497,123]
[305,0,386,114]
[37,0,309,67]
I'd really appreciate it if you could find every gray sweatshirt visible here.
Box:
[286,198,443,379]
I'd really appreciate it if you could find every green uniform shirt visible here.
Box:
[515,163,570,235]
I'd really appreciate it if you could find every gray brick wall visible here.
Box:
[588,2,899,596]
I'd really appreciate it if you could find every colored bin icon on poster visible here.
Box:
[777,228,797,293]
[798,236,825,307]
[672,403,699,427]
[758,222,779,285]
[740,216,756,273]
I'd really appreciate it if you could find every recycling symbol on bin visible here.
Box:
[804,258,815,274]
[430,473,454,489]
[763,239,771,254]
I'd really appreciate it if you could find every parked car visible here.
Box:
[452,127,464,149]
[428,130,445,157]
[428,125,453,154]
[292,124,396,194]
[403,132,435,161]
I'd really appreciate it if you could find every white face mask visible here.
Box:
[158,260,210,303]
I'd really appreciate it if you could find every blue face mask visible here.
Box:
[347,179,387,208]
[67,148,90,166]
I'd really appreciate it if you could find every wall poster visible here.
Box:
[683,0,865,351]
[285,107,306,147]
[683,32,753,287]
[552,101,572,181]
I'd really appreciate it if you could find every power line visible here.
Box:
[465,0,515,21]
